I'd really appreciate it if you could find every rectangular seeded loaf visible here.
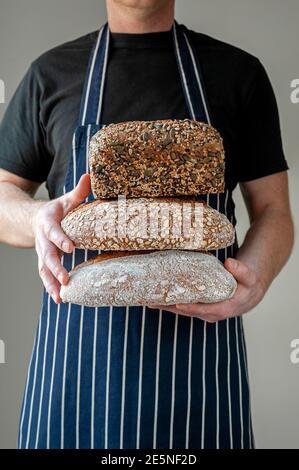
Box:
[89,119,225,199]
[60,250,237,307]
[61,197,235,251]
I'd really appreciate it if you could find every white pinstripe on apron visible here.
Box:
[18,22,254,449]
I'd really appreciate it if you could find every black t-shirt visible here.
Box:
[0,28,288,199]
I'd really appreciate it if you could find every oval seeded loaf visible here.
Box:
[89,119,225,199]
[61,197,235,251]
[60,250,237,307]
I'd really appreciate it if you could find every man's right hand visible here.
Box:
[32,174,91,304]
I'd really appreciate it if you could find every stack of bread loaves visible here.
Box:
[60,119,237,307]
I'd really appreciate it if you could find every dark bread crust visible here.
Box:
[70,250,156,274]
[89,119,225,199]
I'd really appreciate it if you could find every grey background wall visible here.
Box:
[0,0,298,449]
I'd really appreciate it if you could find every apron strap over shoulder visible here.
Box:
[79,23,110,126]
[173,21,212,124]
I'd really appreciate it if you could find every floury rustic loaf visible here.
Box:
[89,119,225,199]
[60,250,237,307]
[61,197,235,251]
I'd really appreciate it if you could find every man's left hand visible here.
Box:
[148,258,266,323]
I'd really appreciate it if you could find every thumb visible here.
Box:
[224,258,256,287]
[64,174,91,211]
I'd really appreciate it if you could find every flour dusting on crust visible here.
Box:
[60,250,237,307]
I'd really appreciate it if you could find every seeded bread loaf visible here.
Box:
[60,250,237,307]
[89,119,225,199]
[61,197,235,251]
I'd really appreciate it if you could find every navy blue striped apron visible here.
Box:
[18,22,254,449]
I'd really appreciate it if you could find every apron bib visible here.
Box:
[18,22,254,449]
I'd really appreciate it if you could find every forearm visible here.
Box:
[0,182,45,248]
[236,206,294,292]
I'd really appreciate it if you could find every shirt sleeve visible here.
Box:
[236,59,289,183]
[0,63,52,182]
